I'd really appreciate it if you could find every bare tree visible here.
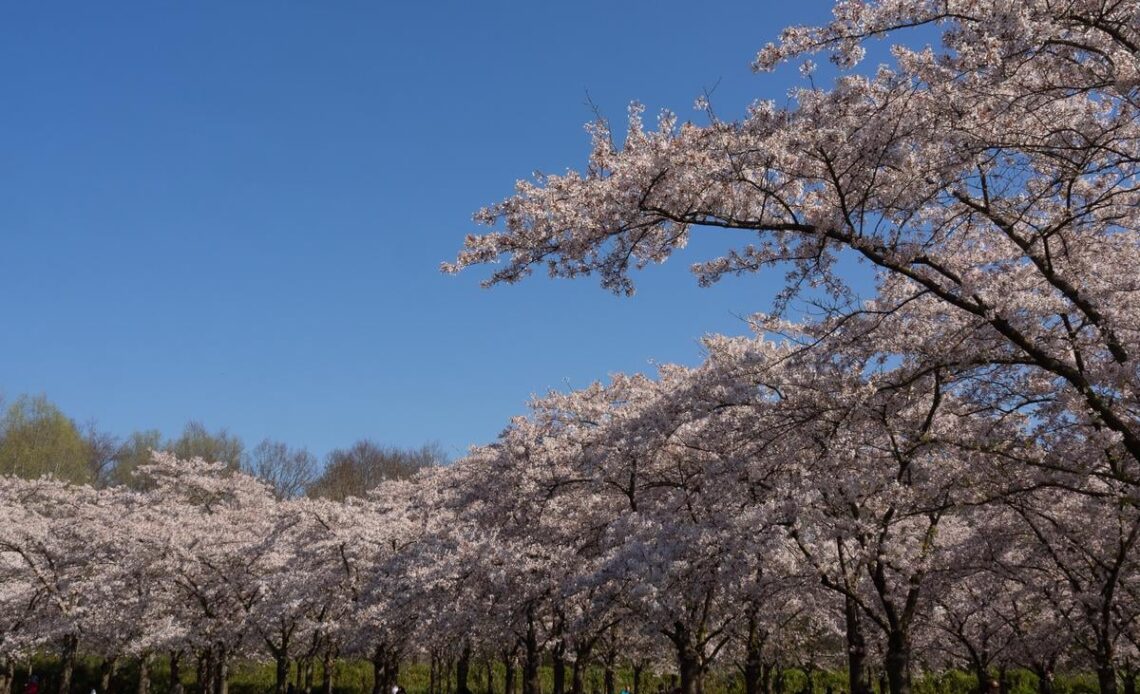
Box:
[80,420,120,488]
[307,440,446,500]
[244,438,318,499]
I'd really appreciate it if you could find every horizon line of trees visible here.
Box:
[0,353,1138,694]
[5,1,1140,694]
[0,392,446,499]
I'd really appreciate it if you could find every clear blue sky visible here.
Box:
[1,1,843,461]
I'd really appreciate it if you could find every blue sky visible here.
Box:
[1,1,846,461]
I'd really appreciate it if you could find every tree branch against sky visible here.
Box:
[1,3,1139,694]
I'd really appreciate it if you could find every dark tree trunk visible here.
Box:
[304,658,317,694]
[168,652,184,694]
[205,650,216,694]
[197,650,211,694]
[632,663,644,694]
[99,656,119,694]
[1095,630,1119,694]
[213,644,229,694]
[844,598,871,694]
[678,649,700,694]
[761,664,774,694]
[742,611,765,694]
[137,653,154,694]
[1098,667,1119,694]
[745,657,763,694]
[1031,666,1054,694]
[667,623,701,694]
[972,657,989,694]
[570,645,592,694]
[371,645,390,694]
[486,660,494,694]
[274,653,290,694]
[523,617,542,694]
[58,635,79,694]
[802,665,816,694]
[883,630,910,694]
[1122,670,1136,694]
[458,642,473,694]
[503,654,516,694]
[602,651,616,694]
[322,646,335,694]
[552,643,566,694]
[0,659,13,694]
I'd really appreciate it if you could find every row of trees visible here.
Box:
[0,394,444,497]
[4,1,1139,693]
[1,342,1138,694]
[441,1,1140,693]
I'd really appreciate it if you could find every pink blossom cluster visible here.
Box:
[445,1,1140,694]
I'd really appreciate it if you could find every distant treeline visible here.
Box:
[0,393,446,498]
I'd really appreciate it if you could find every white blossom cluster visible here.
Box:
[444,1,1140,694]
[4,1,1140,694]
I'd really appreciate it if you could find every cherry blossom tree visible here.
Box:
[449,1,1140,499]
[0,477,122,694]
[448,3,1140,691]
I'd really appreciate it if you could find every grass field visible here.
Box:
[11,656,1103,694]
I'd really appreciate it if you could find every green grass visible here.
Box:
[7,655,1115,694]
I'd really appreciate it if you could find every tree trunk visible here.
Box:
[667,623,701,694]
[322,646,335,694]
[1098,667,1119,694]
[632,663,644,694]
[844,598,871,694]
[602,654,615,694]
[58,635,79,694]
[761,664,774,694]
[523,607,542,694]
[1094,630,1118,694]
[213,644,229,694]
[678,649,700,694]
[458,642,473,694]
[371,646,386,694]
[1122,670,1136,694]
[273,652,289,694]
[883,630,910,694]
[972,659,989,694]
[743,611,765,694]
[0,659,13,694]
[137,653,154,694]
[552,644,566,694]
[197,650,211,694]
[523,634,541,694]
[486,660,494,694]
[304,658,317,694]
[168,652,183,694]
[503,654,516,694]
[570,645,592,694]
[99,656,119,694]
[370,643,400,694]
[745,657,763,694]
